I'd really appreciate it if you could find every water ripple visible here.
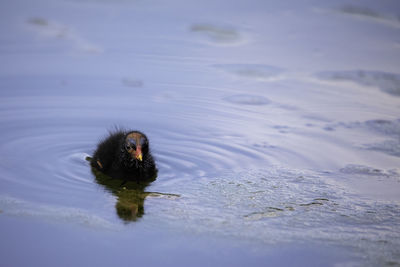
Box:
[0,93,274,205]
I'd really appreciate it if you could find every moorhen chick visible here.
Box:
[91,130,157,181]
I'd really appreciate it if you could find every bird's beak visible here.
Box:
[135,147,143,161]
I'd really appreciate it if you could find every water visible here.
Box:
[1,0,400,266]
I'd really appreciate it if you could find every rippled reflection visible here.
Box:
[91,165,154,221]
[89,157,179,222]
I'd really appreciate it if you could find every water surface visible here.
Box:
[1,0,400,266]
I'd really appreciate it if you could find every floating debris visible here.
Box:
[27,17,49,26]
[214,64,284,81]
[190,24,242,45]
[122,78,144,88]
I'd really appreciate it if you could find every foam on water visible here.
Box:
[316,70,400,96]
[324,119,400,158]
[147,167,400,264]
[340,164,399,177]
[336,5,400,29]
[27,17,103,53]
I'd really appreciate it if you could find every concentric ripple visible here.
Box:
[0,90,277,220]
[0,125,97,205]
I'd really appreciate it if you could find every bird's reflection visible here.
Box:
[91,165,156,221]
[88,158,179,222]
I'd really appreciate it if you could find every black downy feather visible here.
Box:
[90,130,157,181]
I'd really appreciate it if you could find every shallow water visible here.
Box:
[1,0,400,266]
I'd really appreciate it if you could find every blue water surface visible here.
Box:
[1,0,400,266]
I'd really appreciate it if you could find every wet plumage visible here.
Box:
[90,130,157,181]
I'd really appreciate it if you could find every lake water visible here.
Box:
[1,0,400,266]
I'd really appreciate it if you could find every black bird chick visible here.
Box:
[91,130,157,181]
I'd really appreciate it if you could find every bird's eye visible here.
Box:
[125,139,136,150]
[126,138,137,148]
[126,144,136,150]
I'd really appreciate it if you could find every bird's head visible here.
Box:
[124,131,148,162]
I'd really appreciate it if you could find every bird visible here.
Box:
[90,130,157,181]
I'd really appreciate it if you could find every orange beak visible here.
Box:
[135,146,143,161]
